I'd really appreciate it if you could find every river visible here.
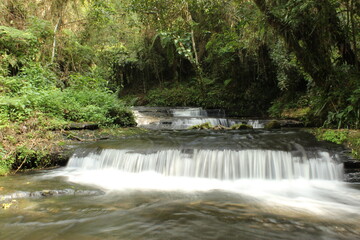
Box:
[1,107,360,239]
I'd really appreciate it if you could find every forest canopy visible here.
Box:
[1,0,359,128]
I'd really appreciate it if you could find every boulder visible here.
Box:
[264,120,281,129]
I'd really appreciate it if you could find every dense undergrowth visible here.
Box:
[0,24,136,175]
[0,68,136,175]
[128,82,273,117]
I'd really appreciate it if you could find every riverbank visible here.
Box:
[0,117,147,176]
[307,128,360,160]
[1,115,359,177]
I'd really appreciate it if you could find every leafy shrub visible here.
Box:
[27,88,135,126]
[1,69,135,126]
[313,129,349,145]
[67,73,108,90]
[145,84,200,107]
[320,130,349,145]
[144,82,231,110]
[0,26,39,76]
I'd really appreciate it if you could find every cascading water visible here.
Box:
[67,149,342,181]
[2,107,360,240]
[171,107,209,117]
[132,106,265,129]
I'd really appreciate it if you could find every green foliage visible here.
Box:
[323,87,360,129]
[310,128,360,160]
[67,74,108,90]
[27,88,135,126]
[0,145,11,175]
[27,16,53,40]
[270,41,305,91]
[348,132,360,159]
[322,130,349,145]
[312,129,349,145]
[145,84,200,107]
[56,30,96,73]
[268,95,310,121]
[0,25,39,76]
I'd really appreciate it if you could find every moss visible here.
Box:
[188,122,213,129]
[230,124,253,130]
[265,120,281,129]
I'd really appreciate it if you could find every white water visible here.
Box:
[60,169,359,214]
[171,107,208,117]
[58,107,360,228]
[58,138,360,222]
[247,119,264,129]
[67,149,342,181]
[171,118,232,128]
[133,107,265,129]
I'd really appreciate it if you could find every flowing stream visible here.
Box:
[1,107,360,240]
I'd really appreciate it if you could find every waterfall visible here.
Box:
[171,108,208,117]
[171,118,231,128]
[132,107,267,129]
[247,120,264,129]
[67,149,343,181]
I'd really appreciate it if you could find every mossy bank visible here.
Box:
[0,117,145,176]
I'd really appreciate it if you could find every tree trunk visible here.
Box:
[51,17,61,63]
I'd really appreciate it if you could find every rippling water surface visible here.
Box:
[1,129,360,240]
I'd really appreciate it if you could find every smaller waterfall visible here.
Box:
[247,120,264,129]
[171,118,231,129]
[67,149,343,181]
[133,107,266,129]
[171,108,208,117]
[165,118,264,129]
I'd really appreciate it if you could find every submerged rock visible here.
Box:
[230,124,253,130]
[0,189,105,203]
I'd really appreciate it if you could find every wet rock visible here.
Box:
[12,191,30,198]
[344,160,360,169]
[230,124,253,130]
[265,120,281,129]
[344,172,360,182]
